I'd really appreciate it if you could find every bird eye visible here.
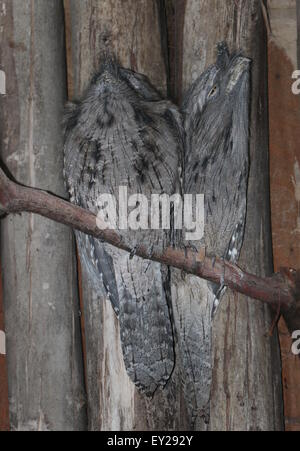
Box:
[208,85,218,98]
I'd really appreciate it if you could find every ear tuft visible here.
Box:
[216,41,230,69]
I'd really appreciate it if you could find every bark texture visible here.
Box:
[0,0,288,432]
[64,0,186,431]
[0,0,86,431]
[177,0,284,431]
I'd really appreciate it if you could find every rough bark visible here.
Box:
[0,0,86,431]
[174,0,284,431]
[64,0,186,431]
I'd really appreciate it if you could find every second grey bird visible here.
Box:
[63,58,183,396]
[171,43,251,428]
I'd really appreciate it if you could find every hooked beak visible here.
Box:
[226,56,251,94]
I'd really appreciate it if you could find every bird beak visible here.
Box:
[226,57,251,94]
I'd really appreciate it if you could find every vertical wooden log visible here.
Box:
[0,260,9,431]
[0,11,9,428]
[0,0,86,431]
[64,0,186,431]
[268,0,300,432]
[175,0,284,430]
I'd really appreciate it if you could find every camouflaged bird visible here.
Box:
[171,43,251,428]
[63,57,183,395]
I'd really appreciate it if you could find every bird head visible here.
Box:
[183,42,251,122]
[89,54,160,102]
[183,42,251,192]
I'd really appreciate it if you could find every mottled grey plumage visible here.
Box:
[171,43,250,427]
[63,57,182,395]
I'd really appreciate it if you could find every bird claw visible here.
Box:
[183,242,199,257]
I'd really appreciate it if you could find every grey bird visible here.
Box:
[63,57,182,396]
[171,42,251,427]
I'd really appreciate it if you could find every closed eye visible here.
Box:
[208,85,218,98]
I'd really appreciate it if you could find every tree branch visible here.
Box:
[0,165,299,334]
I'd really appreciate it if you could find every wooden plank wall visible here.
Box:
[0,0,299,431]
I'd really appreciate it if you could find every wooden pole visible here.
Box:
[175,0,284,431]
[64,0,186,431]
[0,259,9,431]
[0,0,86,430]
